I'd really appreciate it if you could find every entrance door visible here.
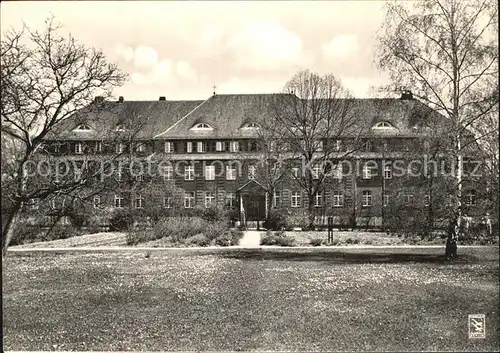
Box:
[242,193,266,222]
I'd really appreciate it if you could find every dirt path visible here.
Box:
[11,232,127,248]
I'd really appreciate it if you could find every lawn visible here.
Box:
[3,247,499,351]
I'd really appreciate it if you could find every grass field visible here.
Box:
[3,247,499,351]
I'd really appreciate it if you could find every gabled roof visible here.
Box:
[45,99,204,141]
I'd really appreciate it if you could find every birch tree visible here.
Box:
[376,0,498,258]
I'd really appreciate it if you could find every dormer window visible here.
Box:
[190,123,213,131]
[241,122,260,129]
[115,124,127,131]
[372,121,394,129]
[74,124,91,131]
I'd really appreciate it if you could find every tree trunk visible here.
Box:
[446,149,462,259]
[2,202,22,258]
[307,193,315,230]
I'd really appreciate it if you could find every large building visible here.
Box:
[40,92,483,229]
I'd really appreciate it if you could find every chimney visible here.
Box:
[159,96,166,101]
[94,96,104,103]
[400,90,413,100]
[118,96,124,103]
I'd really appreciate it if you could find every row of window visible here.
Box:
[25,190,478,211]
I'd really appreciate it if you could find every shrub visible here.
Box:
[204,221,228,241]
[353,238,360,245]
[285,212,309,230]
[215,232,232,246]
[310,238,325,246]
[126,230,155,245]
[186,233,211,246]
[345,237,353,244]
[109,209,135,231]
[229,229,244,245]
[260,232,295,246]
[153,216,208,242]
[264,210,289,230]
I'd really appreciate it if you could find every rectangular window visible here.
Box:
[163,196,172,209]
[226,165,237,180]
[384,194,389,206]
[362,165,372,179]
[364,140,373,152]
[335,139,342,151]
[424,194,431,207]
[162,165,173,181]
[75,142,83,154]
[216,141,224,152]
[404,194,413,205]
[184,191,195,208]
[362,190,372,207]
[93,196,101,209]
[225,192,236,208]
[292,167,300,178]
[197,141,206,153]
[273,190,281,208]
[229,141,239,153]
[205,192,215,208]
[117,167,123,182]
[466,190,476,206]
[95,141,102,153]
[312,165,321,180]
[314,192,322,207]
[205,165,215,180]
[136,174,144,182]
[384,164,392,179]
[134,194,144,209]
[185,165,194,181]
[269,141,276,152]
[114,195,124,208]
[27,198,39,210]
[164,141,174,153]
[291,192,301,208]
[333,191,344,207]
[116,143,125,154]
[186,141,193,153]
[248,165,256,180]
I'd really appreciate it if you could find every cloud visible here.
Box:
[217,76,284,95]
[131,59,174,86]
[227,21,304,70]
[115,44,134,62]
[176,61,197,81]
[322,34,358,60]
[133,45,159,68]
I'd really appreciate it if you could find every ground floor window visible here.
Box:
[134,194,144,209]
[114,195,124,208]
[93,196,101,209]
[225,192,236,208]
[205,192,215,208]
[291,191,301,208]
[362,190,372,207]
[273,191,281,208]
[163,196,172,208]
[333,191,343,207]
[184,192,195,208]
[314,192,322,207]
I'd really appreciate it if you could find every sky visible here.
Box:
[1,1,390,101]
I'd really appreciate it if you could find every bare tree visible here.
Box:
[1,17,127,256]
[271,70,365,229]
[376,0,498,258]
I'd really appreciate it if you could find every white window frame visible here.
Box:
[248,165,256,180]
[117,167,123,182]
[114,195,124,208]
[136,174,144,182]
[197,141,206,153]
[205,192,215,208]
[404,194,413,204]
[162,165,173,181]
[216,141,224,152]
[466,190,476,206]
[384,164,392,179]
[136,143,145,153]
[184,192,195,208]
[424,194,431,207]
[226,165,237,180]
[164,141,174,153]
[95,141,102,153]
[333,191,344,207]
[335,139,342,151]
[225,192,236,208]
[74,124,91,131]
[115,124,126,132]
[190,123,213,131]
[314,192,322,207]
[163,196,172,209]
[242,122,260,129]
[75,142,83,154]
[362,190,372,207]
[362,165,372,179]
[185,165,195,181]
[312,165,321,180]
[273,190,281,208]
[292,167,300,178]
[134,194,144,209]
[205,165,215,180]
[372,121,394,129]
[291,192,301,208]
[229,141,239,153]
[93,196,101,209]
[384,194,390,206]
[116,142,125,154]
[186,141,193,153]
[332,165,342,179]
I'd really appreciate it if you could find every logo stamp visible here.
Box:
[468,314,486,339]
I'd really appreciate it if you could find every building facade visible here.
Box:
[39,92,484,229]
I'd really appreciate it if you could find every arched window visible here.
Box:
[241,122,261,129]
[190,123,213,131]
[74,124,91,131]
[115,124,127,131]
[372,121,394,129]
